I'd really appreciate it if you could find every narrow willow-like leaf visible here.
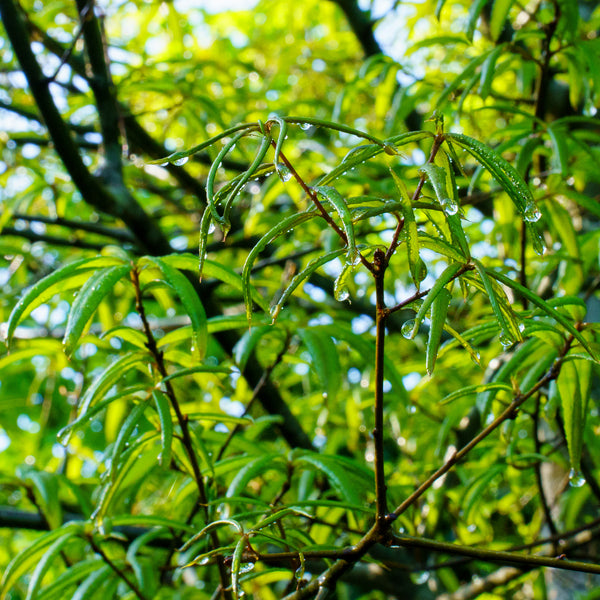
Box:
[0,522,84,597]
[476,337,540,414]
[109,402,148,481]
[294,453,362,506]
[418,232,466,262]
[92,437,160,520]
[472,259,521,344]
[22,470,62,530]
[126,528,167,594]
[57,386,148,445]
[206,130,248,231]
[547,125,568,176]
[222,134,272,225]
[36,559,106,600]
[198,206,213,279]
[298,327,341,401]
[390,168,424,286]
[333,260,355,302]
[446,133,544,253]
[439,323,482,366]
[477,44,504,100]
[426,288,451,375]
[487,269,596,358]
[466,0,490,40]
[226,454,285,498]
[162,253,270,313]
[437,53,488,109]
[70,565,113,600]
[318,323,407,402]
[271,249,346,320]
[26,532,80,600]
[407,262,463,339]
[252,508,313,531]
[314,186,358,264]
[440,383,513,405]
[234,325,272,371]
[148,257,207,360]
[6,257,125,347]
[489,0,513,41]
[159,365,232,383]
[231,535,247,599]
[179,519,244,552]
[152,392,173,468]
[66,353,149,433]
[63,264,131,357]
[270,115,288,179]
[149,122,255,165]
[316,131,434,187]
[242,210,318,322]
[558,357,590,480]
[463,465,504,525]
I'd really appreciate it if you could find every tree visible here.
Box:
[0,0,599,598]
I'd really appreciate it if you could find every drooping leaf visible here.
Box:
[63,264,131,357]
[426,287,451,375]
[489,0,513,41]
[143,257,207,360]
[298,327,341,401]
[6,257,126,347]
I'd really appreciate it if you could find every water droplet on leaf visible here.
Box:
[499,333,513,348]
[173,156,189,166]
[441,197,459,215]
[569,468,586,487]
[276,165,292,182]
[239,562,255,574]
[401,320,416,339]
[300,122,311,130]
[524,204,542,222]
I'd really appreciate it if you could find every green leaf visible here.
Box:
[471,259,521,344]
[298,327,341,401]
[446,133,544,254]
[108,401,148,481]
[440,383,513,405]
[145,257,208,360]
[63,264,131,356]
[557,357,591,480]
[6,257,126,347]
[70,565,114,600]
[271,249,346,320]
[0,522,84,597]
[22,469,62,530]
[406,262,464,339]
[294,452,371,506]
[242,210,319,322]
[478,44,505,97]
[226,453,286,498]
[426,287,451,375]
[231,535,248,599]
[466,0,490,40]
[26,532,80,600]
[486,269,596,358]
[36,559,106,600]
[314,186,359,264]
[489,0,513,41]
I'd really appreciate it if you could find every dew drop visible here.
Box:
[441,197,459,215]
[499,333,513,348]
[569,468,586,488]
[239,562,255,574]
[275,164,292,182]
[300,122,311,131]
[208,223,216,234]
[335,286,350,302]
[518,322,526,333]
[159,162,168,167]
[523,204,542,222]
[173,156,189,166]
[401,320,416,339]
[412,571,430,585]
